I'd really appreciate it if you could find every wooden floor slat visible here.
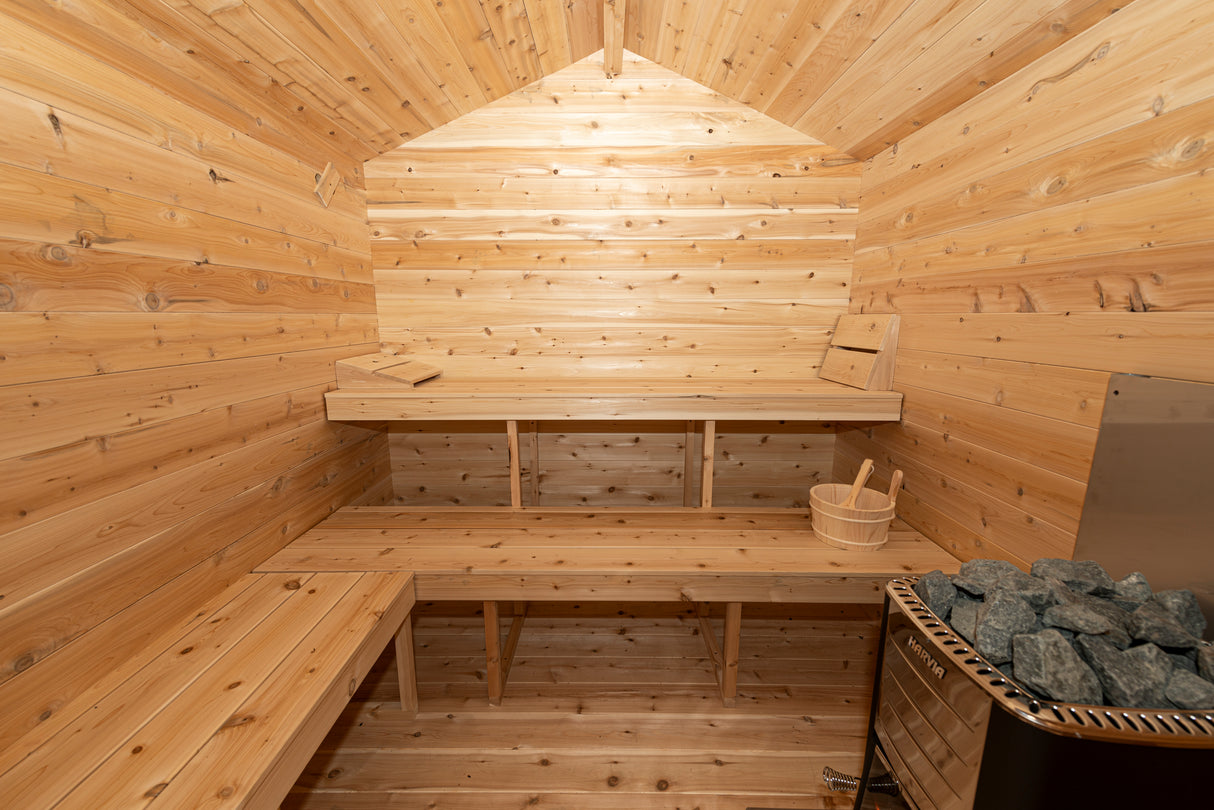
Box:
[284,602,876,809]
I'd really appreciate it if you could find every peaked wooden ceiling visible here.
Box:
[11,0,1127,167]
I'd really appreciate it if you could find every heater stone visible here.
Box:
[1111,571,1152,609]
[1153,589,1208,638]
[1199,645,1214,681]
[1166,668,1214,710]
[950,596,980,644]
[1013,629,1102,704]
[912,569,957,621]
[1042,602,1114,636]
[974,590,1036,665]
[1074,636,1171,708]
[991,569,1055,612]
[1030,558,1115,596]
[1129,600,1201,649]
[952,558,1021,597]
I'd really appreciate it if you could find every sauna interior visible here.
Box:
[2,0,1212,807]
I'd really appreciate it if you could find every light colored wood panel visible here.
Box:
[0,163,370,284]
[294,749,847,794]
[894,348,1110,427]
[0,384,328,537]
[839,0,1125,158]
[366,174,859,209]
[371,207,854,242]
[0,12,366,218]
[373,239,856,271]
[477,0,544,88]
[366,144,858,178]
[0,419,365,624]
[377,353,824,381]
[0,238,376,314]
[837,425,1076,562]
[794,0,992,137]
[286,791,832,810]
[710,0,805,98]
[400,110,822,149]
[0,342,377,462]
[763,0,915,126]
[855,170,1211,286]
[429,0,517,100]
[860,93,1214,248]
[377,298,847,327]
[0,0,377,165]
[0,84,369,252]
[841,418,1085,537]
[373,267,852,302]
[0,430,387,748]
[850,242,1214,315]
[524,0,575,74]
[0,311,375,386]
[864,0,1214,190]
[896,312,1214,384]
[381,326,833,356]
[898,382,1096,481]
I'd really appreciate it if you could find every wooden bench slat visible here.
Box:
[0,572,315,808]
[1,571,416,810]
[146,572,414,809]
[321,506,815,530]
[50,573,360,810]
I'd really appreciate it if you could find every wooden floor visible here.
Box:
[283,600,879,809]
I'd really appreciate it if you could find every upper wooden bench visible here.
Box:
[0,571,416,809]
[324,314,904,423]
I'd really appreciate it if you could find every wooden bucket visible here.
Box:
[809,483,897,552]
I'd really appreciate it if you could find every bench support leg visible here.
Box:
[695,601,743,707]
[395,614,419,716]
[484,600,528,706]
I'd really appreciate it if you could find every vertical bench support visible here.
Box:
[484,600,528,705]
[700,420,716,508]
[695,601,743,707]
[395,616,418,715]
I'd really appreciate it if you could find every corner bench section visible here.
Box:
[0,571,415,810]
[256,506,960,707]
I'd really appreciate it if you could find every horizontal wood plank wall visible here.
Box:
[0,7,389,749]
[368,50,859,506]
[839,0,1214,569]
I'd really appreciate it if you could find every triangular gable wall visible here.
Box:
[366,49,860,506]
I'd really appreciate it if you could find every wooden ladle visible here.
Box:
[887,469,904,508]
[840,458,874,509]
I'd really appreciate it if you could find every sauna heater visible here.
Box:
[836,375,1214,809]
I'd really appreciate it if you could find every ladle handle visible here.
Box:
[841,459,874,509]
[887,469,904,508]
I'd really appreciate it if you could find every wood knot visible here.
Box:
[0,283,14,310]
[41,244,71,263]
[606,775,620,787]
[144,783,169,799]
[144,292,162,311]
[284,579,302,590]
[14,653,36,673]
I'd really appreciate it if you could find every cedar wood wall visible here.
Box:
[836,0,1214,569]
[368,52,859,507]
[0,8,388,746]
[1,0,1211,744]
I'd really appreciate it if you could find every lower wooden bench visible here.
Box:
[0,571,416,809]
[255,506,960,708]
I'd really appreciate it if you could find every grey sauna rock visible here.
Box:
[1042,602,1114,636]
[1198,645,1214,683]
[990,569,1055,612]
[914,570,957,621]
[1013,630,1102,705]
[952,559,1021,597]
[1074,594,1133,649]
[950,597,980,644]
[1042,575,1081,607]
[1152,590,1208,639]
[1169,652,1198,674]
[1167,669,1214,710]
[1076,636,1171,709]
[1030,558,1115,596]
[1129,600,1201,649]
[974,590,1037,665]
[1111,571,1152,609]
